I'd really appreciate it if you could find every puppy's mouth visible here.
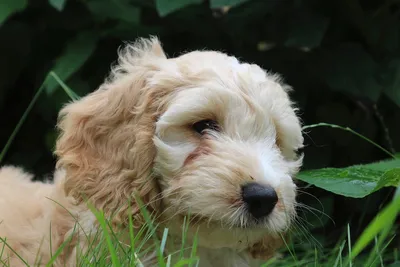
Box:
[179,207,276,230]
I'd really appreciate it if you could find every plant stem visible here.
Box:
[302,123,396,159]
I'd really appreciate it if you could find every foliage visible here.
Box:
[1,0,399,172]
[0,0,400,265]
[44,31,100,95]
[352,194,400,262]
[0,0,26,25]
[298,157,400,198]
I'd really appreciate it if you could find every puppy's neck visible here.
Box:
[162,242,262,267]
[156,219,269,267]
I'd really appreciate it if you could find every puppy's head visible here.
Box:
[55,37,303,256]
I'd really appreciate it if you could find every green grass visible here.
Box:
[0,72,399,266]
[2,210,397,266]
[0,199,397,266]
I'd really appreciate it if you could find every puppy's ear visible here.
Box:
[55,37,168,226]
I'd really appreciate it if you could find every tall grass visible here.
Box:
[0,72,398,266]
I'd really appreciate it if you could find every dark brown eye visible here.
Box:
[192,119,219,135]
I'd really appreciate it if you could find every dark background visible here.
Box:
[0,0,399,260]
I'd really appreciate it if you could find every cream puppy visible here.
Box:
[0,37,303,266]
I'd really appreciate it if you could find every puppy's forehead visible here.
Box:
[175,51,265,81]
[172,50,289,109]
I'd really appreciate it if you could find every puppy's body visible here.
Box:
[0,167,90,266]
[0,168,265,267]
[0,37,303,266]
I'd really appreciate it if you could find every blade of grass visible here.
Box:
[0,74,49,163]
[125,204,149,258]
[45,197,89,240]
[0,237,29,267]
[105,219,129,256]
[166,254,171,267]
[302,123,396,159]
[128,207,136,267]
[333,240,346,267]
[46,224,78,266]
[351,194,400,259]
[49,71,80,101]
[160,228,169,256]
[280,233,299,264]
[78,224,103,266]
[133,194,166,267]
[49,222,53,264]
[0,258,9,267]
[365,234,396,267]
[91,208,121,267]
[178,210,194,261]
[347,224,353,267]
[375,236,384,267]
[0,71,78,164]
[134,195,160,245]
[132,223,151,256]
[314,247,318,267]
[133,252,144,267]
[179,216,188,260]
[0,237,7,266]
[173,258,201,267]
[188,230,199,267]
[0,239,5,261]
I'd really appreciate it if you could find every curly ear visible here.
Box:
[55,37,169,226]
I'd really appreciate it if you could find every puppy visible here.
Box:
[0,37,303,266]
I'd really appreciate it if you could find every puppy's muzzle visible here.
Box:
[241,182,278,219]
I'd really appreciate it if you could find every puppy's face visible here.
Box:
[152,51,303,248]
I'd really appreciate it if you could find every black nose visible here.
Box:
[241,182,278,219]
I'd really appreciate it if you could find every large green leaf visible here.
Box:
[210,0,249,8]
[0,0,27,25]
[383,59,400,107]
[314,44,382,101]
[284,6,329,49]
[156,0,202,17]
[297,157,400,198]
[86,0,140,24]
[49,0,66,11]
[44,31,99,95]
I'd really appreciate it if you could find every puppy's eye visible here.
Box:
[192,119,219,135]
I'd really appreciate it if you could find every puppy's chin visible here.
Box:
[162,211,285,250]
[228,209,295,231]
[165,202,295,232]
